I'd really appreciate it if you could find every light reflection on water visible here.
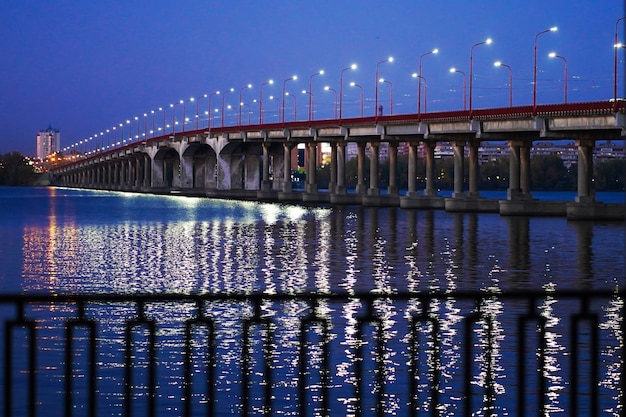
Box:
[0,187,624,415]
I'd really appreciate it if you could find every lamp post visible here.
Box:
[614,17,626,104]
[134,116,139,141]
[284,91,297,121]
[450,68,467,110]
[350,82,364,117]
[469,38,492,113]
[150,110,156,138]
[494,61,513,107]
[259,79,273,124]
[412,73,427,114]
[282,75,298,123]
[533,26,558,112]
[418,48,438,115]
[308,70,324,120]
[302,90,314,121]
[324,86,338,119]
[339,64,357,120]
[375,57,393,117]
[221,88,234,127]
[208,91,220,128]
[181,99,187,132]
[240,102,251,125]
[379,78,393,115]
[238,84,252,126]
[549,52,568,103]
[269,95,281,122]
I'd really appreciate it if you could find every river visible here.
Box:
[0,186,623,416]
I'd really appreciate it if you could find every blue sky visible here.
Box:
[0,0,624,155]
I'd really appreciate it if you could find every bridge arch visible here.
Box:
[153,147,180,188]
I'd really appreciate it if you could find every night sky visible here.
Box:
[1,0,624,155]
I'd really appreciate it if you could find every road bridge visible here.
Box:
[51,101,626,220]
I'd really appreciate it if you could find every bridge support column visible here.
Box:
[261,143,271,191]
[282,143,293,192]
[244,155,260,190]
[387,142,398,195]
[368,143,380,196]
[356,143,367,194]
[328,142,337,193]
[180,155,193,189]
[452,141,465,198]
[575,139,595,203]
[424,142,437,196]
[305,142,318,193]
[335,142,346,194]
[507,141,522,200]
[520,144,532,198]
[143,156,151,188]
[468,142,480,198]
[406,142,418,197]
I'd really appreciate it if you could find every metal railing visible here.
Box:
[1,290,624,417]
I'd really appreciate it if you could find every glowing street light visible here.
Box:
[308,70,324,120]
[284,91,297,121]
[412,73,427,113]
[450,68,467,110]
[494,61,513,107]
[469,38,492,113]
[339,63,357,120]
[324,86,338,118]
[259,79,273,124]
[207,91,220,128]
[614,17,626,104]
[238,84,252,126]
[375,57,393,116]
[302,90,314,121]
[221,88,234,127]
[417,48,438,115]
[549,52,568,103]
[350,82,364,117]
[378,78,393,115]
[533,26,557,112]
[282,75,298,123]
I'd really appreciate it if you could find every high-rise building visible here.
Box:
[36,126,60,159]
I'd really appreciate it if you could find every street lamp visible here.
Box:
[494,61,513,107]
[450,68,467,110]
[282,75,298,123]
[284,91,297,121]
[339,63,357,120]
[208,91,220,128]
[238,84,252,126]
[614,17,626,104]
[308,70,324,120]
[350,82,364,117]
[379,78,393,115]
[375,56,393,116]
[240,102,252,125]
[418,48,438,114]
[533,26,558,112]
[221,88,234,127]
[324,86,338,118]
[302,90,314,121]
[259,79,274,124]
[469,38,492,113]
[412,73,427,113]
[269,95,281,122]
[549,52,568,103]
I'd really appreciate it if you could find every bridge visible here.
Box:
[51,100,626,220]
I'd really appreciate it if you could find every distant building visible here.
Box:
[36,126,60,159]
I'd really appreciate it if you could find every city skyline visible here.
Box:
[0,0,624,155]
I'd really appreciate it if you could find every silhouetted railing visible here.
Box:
[1,290,623,416]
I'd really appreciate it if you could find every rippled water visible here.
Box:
[0,187,623,416]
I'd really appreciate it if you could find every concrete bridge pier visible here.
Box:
[400,141,444,209]
[355,143,367,195]
[445,139,498,212]
[278,142,301,202]
[328,142,337,194]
